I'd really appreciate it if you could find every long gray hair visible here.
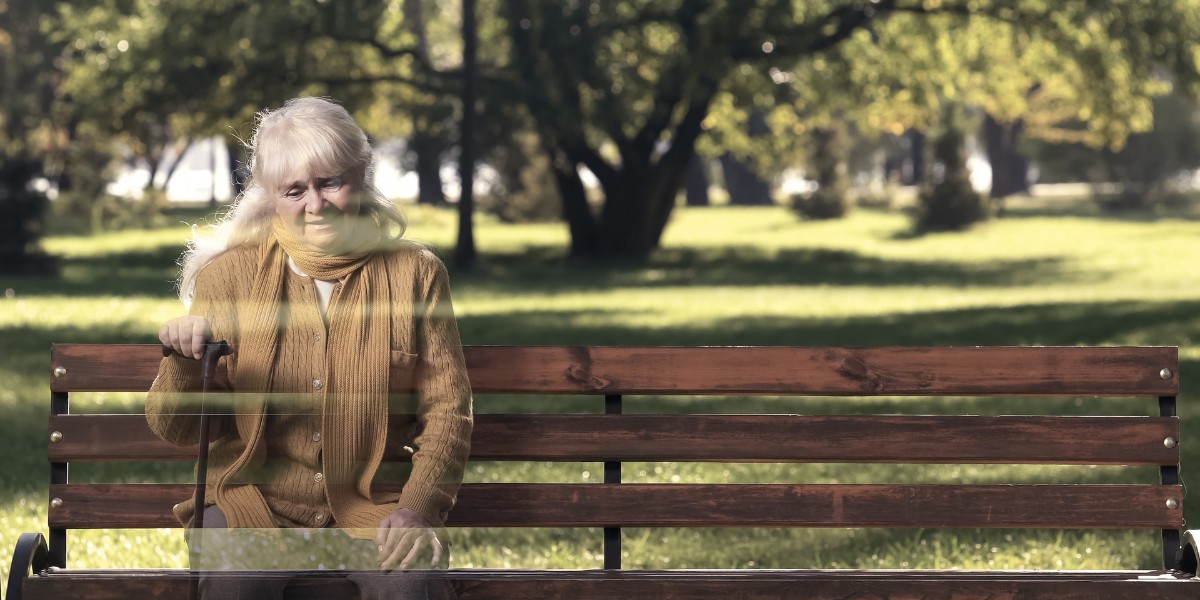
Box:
[177,97,406,305]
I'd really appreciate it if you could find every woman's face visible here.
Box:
[273,171,363,251]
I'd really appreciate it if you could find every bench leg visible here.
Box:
[7,532,49,600]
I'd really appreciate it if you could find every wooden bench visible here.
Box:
[9,343,1200,599]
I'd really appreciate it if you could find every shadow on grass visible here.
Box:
[449,244,1095,292]
[455,298,1200,347]
[0,245,183,298]
[2,232,1104,300]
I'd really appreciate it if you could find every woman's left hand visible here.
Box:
[375,508,445,570]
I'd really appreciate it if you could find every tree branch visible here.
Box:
[631,0,706,153]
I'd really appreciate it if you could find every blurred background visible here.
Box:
[3,0,1200,590]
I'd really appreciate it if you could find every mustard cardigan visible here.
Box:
[146,239,473,537]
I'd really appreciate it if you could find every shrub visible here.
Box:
[790,123,850,220]
[914,107,988,232]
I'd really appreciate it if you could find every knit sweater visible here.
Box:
[146,239,473,538]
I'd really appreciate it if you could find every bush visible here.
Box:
[790,123,851,220]
[914,107,988,232]
[853,175,900,211]
[50,137,169,231]
[790,187,848,219]
[88,189,170,231]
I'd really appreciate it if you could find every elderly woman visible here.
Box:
[147,96,472,599]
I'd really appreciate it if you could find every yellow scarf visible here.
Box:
[214,217,397,530]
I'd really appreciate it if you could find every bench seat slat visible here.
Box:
[48,483,1183,529]
[49,414,1180,466]
[23,569,1200,600]
[51,344,1179,396]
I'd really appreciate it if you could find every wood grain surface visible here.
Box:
[21,568,1200,600]
[48,413,1180,465]
[47,483,1183,529]
[51,344,1179,396]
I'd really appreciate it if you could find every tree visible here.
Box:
[807,3,1200,209]
[719,112,776,206]
[52,0,430,200]
[503,1,858,257]
[1028,90,1200,210]
[396,0,454,207]
[983,114,1029,209]
[499,0,1200,259]
[52,0,519,255]
[0,0,59,273]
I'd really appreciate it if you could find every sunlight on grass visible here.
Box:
[3,204,1200,591]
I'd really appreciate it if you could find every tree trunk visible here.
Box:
[208,139,219,208]
[142,153,163,193]
[162,139,192,194]
[410,132,447,206]
[404,0,447,207]
[646,142,697,248]
[905,130,926,186]
[595,142,695,257]
[227,139,245,198]
[455,0,478,269]
[684,152,709,206]
[550,148,600,257]
[719,153,773,205]
[983,113,1029,216]
[597,166,654,257]
[720,111,774,206]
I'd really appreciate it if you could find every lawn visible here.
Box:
[2,202,1199,594]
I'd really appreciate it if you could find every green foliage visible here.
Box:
[1029,90,1200,211]
[480,129,562,223]
[0,0,60,157]
[48,130,116,229]
[49,0,415,198]
[33,0,1200,262]
[790,121,850,220]
[915,106,989,232]
[1,0,64,273]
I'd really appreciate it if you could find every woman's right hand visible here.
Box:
[159,316,212,360]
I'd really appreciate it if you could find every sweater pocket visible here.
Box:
[389,350,418,392]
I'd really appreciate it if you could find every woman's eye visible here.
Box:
[321,177,344,190]
[285,188,304,199]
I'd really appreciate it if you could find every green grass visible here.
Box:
[3,203,1200,594]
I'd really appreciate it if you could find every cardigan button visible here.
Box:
[313,379,323,390]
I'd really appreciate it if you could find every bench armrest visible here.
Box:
[7,532,48,600]
[1180,530,1200,576]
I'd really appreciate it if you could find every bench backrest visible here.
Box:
[46,344,1182,570]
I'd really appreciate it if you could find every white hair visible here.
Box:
[177,96,406,305]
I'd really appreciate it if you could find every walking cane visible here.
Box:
[163,340,231,600]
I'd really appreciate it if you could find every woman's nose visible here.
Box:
[303,186,327,213]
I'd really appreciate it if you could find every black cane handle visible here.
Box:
[161,340,232,378]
